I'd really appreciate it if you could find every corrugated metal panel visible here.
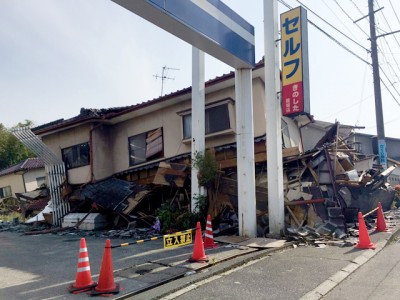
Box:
[11,127,69,226]
[11,127,63,165]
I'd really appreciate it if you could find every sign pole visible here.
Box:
[235,68,257,237]
[264,0,285,234]
[191,47,206,212]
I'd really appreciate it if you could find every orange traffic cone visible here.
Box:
[90,239,120,296]
[68,238,97,293]
[376,202,388,232]
[188,222,208,262]
[204,214,217,249]
[355,212,376,249]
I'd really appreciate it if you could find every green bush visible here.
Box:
[192,151,218,187]
[156,194,208,233]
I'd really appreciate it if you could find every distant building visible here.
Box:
[0,157,46,200]
[301,120,400,186]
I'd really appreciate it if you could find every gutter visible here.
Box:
[89,121,107,182]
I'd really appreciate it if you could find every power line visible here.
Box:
[378,37,400,82]
[331,0,370,39]
[278,0,371,65]
[389,0,400,27]
[322,0,364,42]
[379,66,400,105]
[375,1,400,79]
[293,0,369,52]
[348,0,364,16]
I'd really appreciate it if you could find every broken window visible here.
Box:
[182,101,231,139]
[0,185,12,199]
[129,127,164,166]
[62,142,90,170]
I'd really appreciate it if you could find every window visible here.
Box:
[129,128,163,166]
[62,142,90,169]
[36,176,46,187]
[0,186,12,199]
[182,102,231,139]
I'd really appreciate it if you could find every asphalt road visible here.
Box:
[0,228,257,299]
[2,220,399,300]
[0,230,193,299]
[323,239,400,300]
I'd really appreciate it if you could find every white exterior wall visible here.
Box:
[42,124,91,184]
[23,169,46,191]
[37,75,289,183]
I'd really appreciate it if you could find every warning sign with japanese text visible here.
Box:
[281,6,310,117]
[163,230,193,249]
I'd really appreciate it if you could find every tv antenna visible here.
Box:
[153,65,179,96]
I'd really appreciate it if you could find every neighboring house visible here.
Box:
[353,132,400,186]
[301,120,400,185]
[31,60,305,186]
[0,157,46,200]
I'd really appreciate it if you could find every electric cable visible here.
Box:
[278,0,371,65]
[294,0,369,51]
[389,0,400,27]
[331,0,370,39]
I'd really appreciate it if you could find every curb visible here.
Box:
[300,226,400,300]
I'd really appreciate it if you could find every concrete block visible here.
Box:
[62,213,110,230]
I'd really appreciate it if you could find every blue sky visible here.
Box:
[1,0,400,138]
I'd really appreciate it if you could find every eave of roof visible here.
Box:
[32,59,265,136]
[0,158,45,177]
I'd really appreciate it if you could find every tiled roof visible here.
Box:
[80,177,148,212]
[32,59,265,135]
[0,157,45,177]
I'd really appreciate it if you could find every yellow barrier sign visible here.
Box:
[163,231,192,249]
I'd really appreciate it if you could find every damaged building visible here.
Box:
[10,60,400,239]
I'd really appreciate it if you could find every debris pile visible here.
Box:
[11,122,399,246]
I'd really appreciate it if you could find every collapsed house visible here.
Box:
[10,60,400,238]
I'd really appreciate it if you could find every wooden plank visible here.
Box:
[218,147,300,169]
[286,205,301,227]
[254,142,266,154]
[238,238,287,248]
[214,235,250,244]
[122,190,150,215]
[146,128,162,143]
[153,166,186,187]
[282,146,300,157]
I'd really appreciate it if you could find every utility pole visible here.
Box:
[264,0,285,235]
[368,0,387,169]
[154,66,179,97]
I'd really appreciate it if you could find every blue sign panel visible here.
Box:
[378,139,387,168]
[112,0,255,68]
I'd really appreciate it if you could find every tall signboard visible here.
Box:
[280,6,310,116]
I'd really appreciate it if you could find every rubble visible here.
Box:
[7,121,398,247]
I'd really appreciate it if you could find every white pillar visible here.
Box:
[264,0,285,234]
[235,68,257,237]
[191,47,206,212]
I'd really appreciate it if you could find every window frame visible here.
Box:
[128,127,164,167]
[0,185,12,199]
[61,142,90,170]
[179,98,234,140]
[36,176,47,187]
